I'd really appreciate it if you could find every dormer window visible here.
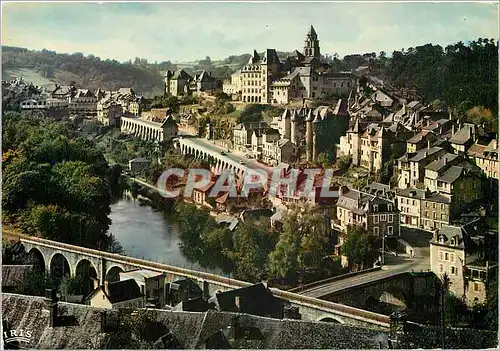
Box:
[388,204,393,212]
[439,235,445,244]
[450,237,456,246]
[373,204,378,212]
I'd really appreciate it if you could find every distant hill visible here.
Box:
[2,46,172,97]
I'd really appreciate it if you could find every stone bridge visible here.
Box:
[6,231,391,329]
[175,137,271,177]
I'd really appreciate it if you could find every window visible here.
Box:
[450,253,454,262]
[388,226,393,236]
[433,212,437,219]
[388,214,393,223]
[381,214,386,221]
[373,204,378,212]
[425,202,429,208]
[373,227,379,235]
[451,266,457,275]
[439,251,443,261]
[441,204,445,210]
[388,204,393,211]
[413,200,416,206]
[445,253,449,261]
[439,264,444,273]
[374,215,379,223]
[433,203,436,209]
[425,211,429,217]
[474,282,480,292]
[441,214,446,220]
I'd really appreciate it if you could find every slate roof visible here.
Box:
[437,165,465,184]
[106,279,143,303]
[425,154,459,172]
[2,265,32,288]
[408,147,443,162]
[2,293,394,349]
[407,130,431,144]
[449,123,475,145]
[172,69,192,80]
[396,188,428,199]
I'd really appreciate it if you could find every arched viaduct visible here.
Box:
[175,137,258,177]
[11,232,390,329]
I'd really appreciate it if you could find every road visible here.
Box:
[300,227,432,298]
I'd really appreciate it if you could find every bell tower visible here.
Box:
[303,25,320,60]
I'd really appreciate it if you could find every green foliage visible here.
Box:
[341,224,379,270]
[268,205,330,282]
[1,113,119,251]
[464,106,497,133]
[316,152,333,168]
[237,104,266,123]
[226,219,274,282]
[388,39,498,113]
[149,95,180,112]
[337,155,351,171]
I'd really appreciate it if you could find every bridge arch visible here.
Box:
[49,253,72,280]
[28,248,46,273]
[75,259,99,295]
[106,265,125,283]
[317,315,345,324]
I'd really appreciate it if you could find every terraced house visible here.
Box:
[467,139,499,180]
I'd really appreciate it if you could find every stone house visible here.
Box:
[429,220,498,306]
[192,181,216,208]
[262,139,294,165]
[336,188,400,238]
[467,139,499,180]
[69,89,97,118]
[449,123,477,153]
[420,192,451,231]
[165,69,192,97]
[396,146,446,189]
[222,69,242,97]
[232,122,270,152]
[396,188,427,228]
[119,269,167,308]
[406,131,438,153]
[86,279,144,309]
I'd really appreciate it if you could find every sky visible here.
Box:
[1,1,498,63]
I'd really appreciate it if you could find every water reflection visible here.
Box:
[108,195,223,275]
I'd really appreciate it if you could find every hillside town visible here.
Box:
[2,20,498,350]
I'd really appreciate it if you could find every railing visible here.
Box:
[288,267,382,294]
[4,229,391,327]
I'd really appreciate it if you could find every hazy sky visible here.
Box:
[2,1,498,63]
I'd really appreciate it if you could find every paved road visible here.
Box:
[300,227,432,298]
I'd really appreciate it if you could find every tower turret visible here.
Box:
[305,109,314,162]
[303,25,320,61]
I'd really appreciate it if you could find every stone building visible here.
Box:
[69,89,97,118]
[86,279,144,309]
[429,220,498,306]
[227,26,356,105]
[97,101,122,126]
[396,146,446,189]
[449,123,478,153]
[222,69,242,97]
[339,120,411,172]
[335,187,400,238]
[233,122,270,152]
[165,69,192,97]
[467,139,499,180]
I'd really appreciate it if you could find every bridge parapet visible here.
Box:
[5,230,390,329]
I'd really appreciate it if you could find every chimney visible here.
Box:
[92,277,99,290]
[451,124,455,136]
[443,157,447,166]
[45,288,58,328]
[427,140,431,149]
[433,229,439,242]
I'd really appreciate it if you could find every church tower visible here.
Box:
[303,25,320,61]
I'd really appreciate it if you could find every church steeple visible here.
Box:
[304,25,320,60]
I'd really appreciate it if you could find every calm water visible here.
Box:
[108,195,221,274]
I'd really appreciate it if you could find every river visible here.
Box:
[108,195,223,275]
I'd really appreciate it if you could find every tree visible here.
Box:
[337,155,351,172]
[15,270,57,296]
[226,218,272,282]
[341,224,379,270]
[268,205,329,283]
